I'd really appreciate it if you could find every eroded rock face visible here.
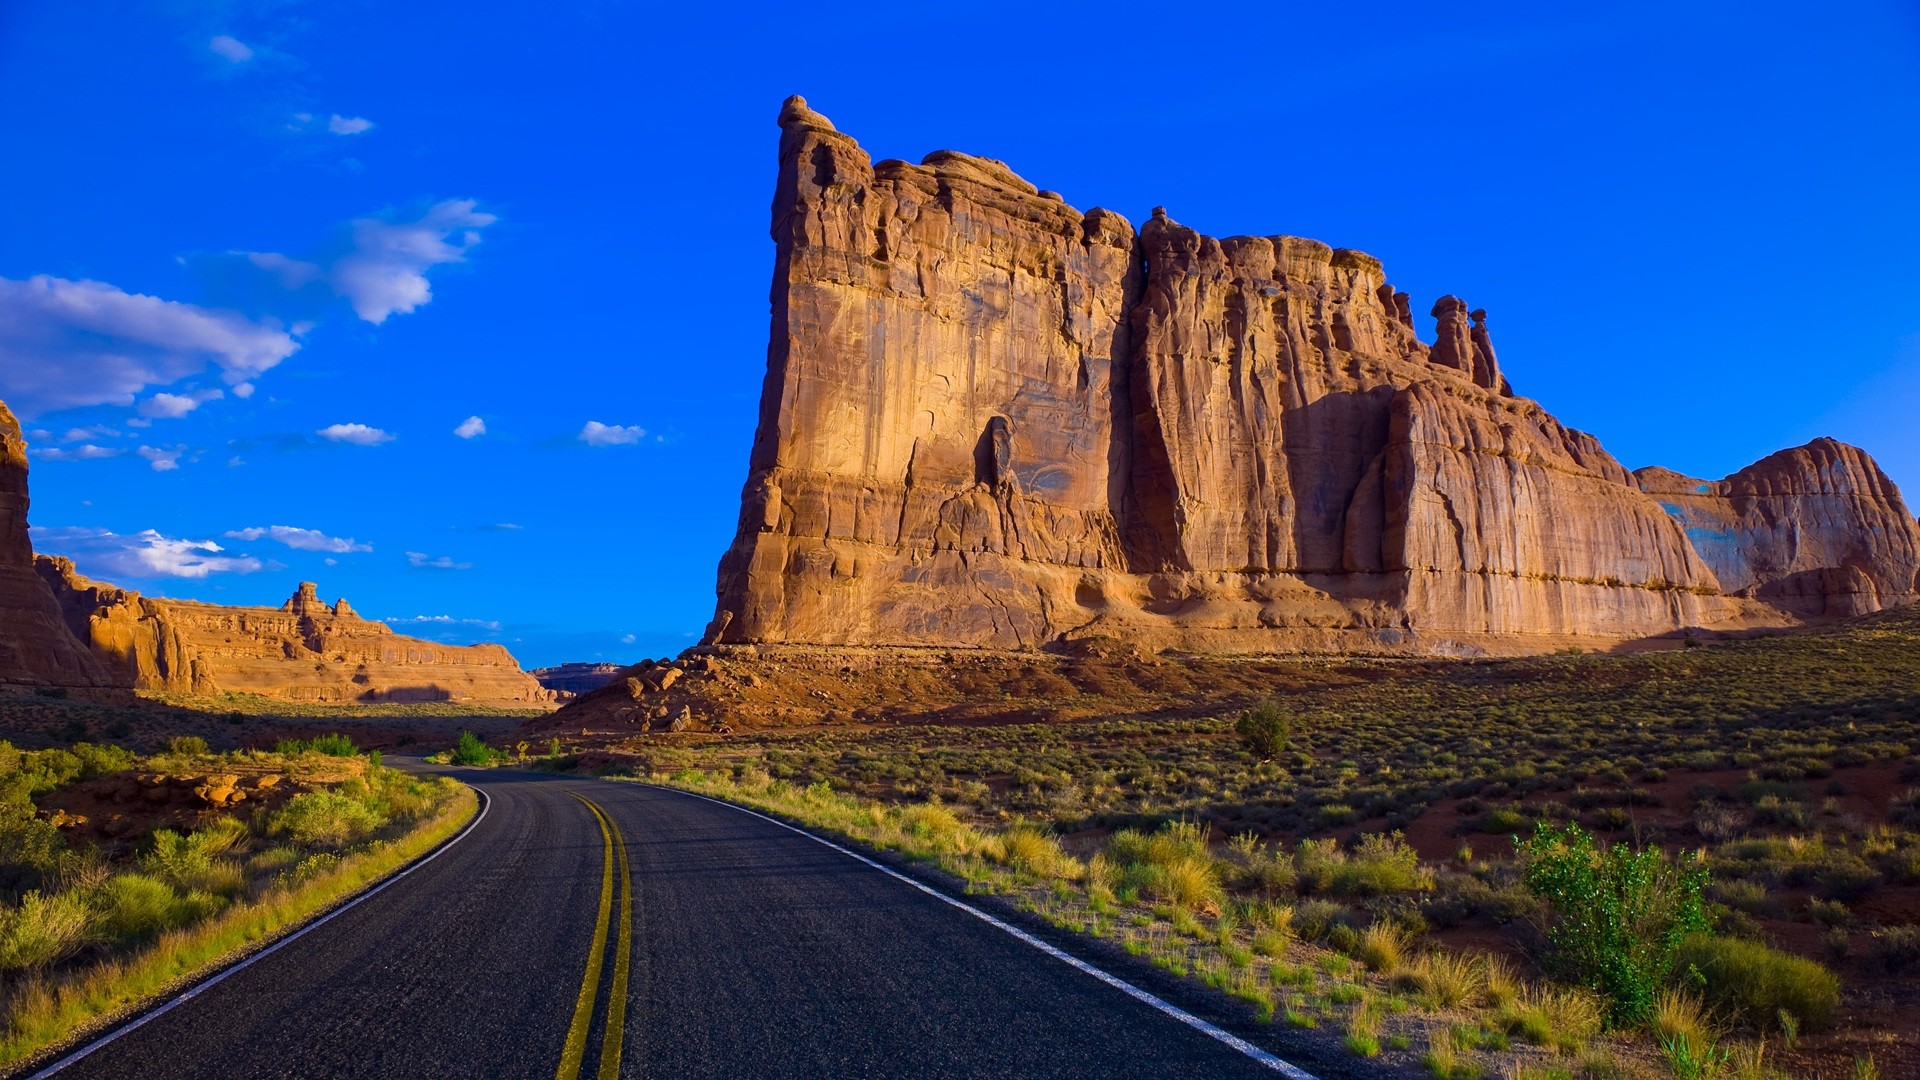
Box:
[0,404,109,686]
[703,98,1920,654]
[35,562,554,706]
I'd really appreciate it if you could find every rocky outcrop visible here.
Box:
[0,403,109,686]
[1635,439,1920,618]
[702,98,1920,655]
[33,562,554,706]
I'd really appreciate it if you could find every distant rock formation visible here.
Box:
[531,662,625,697]
[0,395,552,705]
[34,562,554,706]
[0,402,110,686]
[702,97,1920,655]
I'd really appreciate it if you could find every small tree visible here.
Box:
[1517,821,1709,1027]
[1235,700,1291,759]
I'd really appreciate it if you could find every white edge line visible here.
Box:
[660,786,1319,1080]
[27,786,492,1079]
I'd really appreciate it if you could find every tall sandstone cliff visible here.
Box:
[0,403,110,685]
[705,98,1920,654]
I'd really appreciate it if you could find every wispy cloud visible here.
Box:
[579,421,645,447]
[32,444,121,462]
[32,526,265,579]
[224,525,371,553]
[328,114,375,135]
[317,423,393,446]
[0,275,300,418]
[244,199,497,326]
[208,35,253,63]
[406,551,472,571]
[453,415,486,439]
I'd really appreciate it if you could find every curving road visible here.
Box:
[29,767,1359,1079]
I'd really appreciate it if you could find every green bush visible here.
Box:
[166,735,208,756]
[93,873,216,942]
[1675,934,1839,1031]
[1234,700,1290,759]
[450,731,496,766]
[267,791,387,847]
[274,733,359,757]
[1517,822,1710,1027]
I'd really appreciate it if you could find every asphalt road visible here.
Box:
[35,767,1349,1079]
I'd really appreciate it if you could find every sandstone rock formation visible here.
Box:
[34,561,554,706]
[703,98,1920,655]
[0,403,109,686]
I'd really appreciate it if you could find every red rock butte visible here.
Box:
[702,97,1920,656]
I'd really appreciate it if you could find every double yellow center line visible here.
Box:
[557,794,633,1080]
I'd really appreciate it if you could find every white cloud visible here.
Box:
[61,426,118,442]
[232,382,255,399]
[246,200,496,326]
[137,446,184,471]
[223,525,371,553]
[579,421,645,447]
[0,275,300,418]
[317,422,394,446]
[32,526,264,579]
[138,389,223,419]
[208,35,253,63]
[453,415,486,439]
[406,551,472,571]
[328,114,375,135]
[621,633,637,644]
[32,444,121,462]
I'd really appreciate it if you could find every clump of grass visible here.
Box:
[1652,991,1727,1079]
[1401,949,1482,1009]
[1107,821,1221,911]
[1674,934,1839,1032]
[1344,1001,1382,1057]
[0,892,94,972]
[1355,922,1406,974]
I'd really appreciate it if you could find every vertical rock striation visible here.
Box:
[704,98,1920,654]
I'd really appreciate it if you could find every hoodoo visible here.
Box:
[703,97,1920,655]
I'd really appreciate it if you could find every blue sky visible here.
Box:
[3,1,1916,669]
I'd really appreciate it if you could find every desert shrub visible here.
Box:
[1331,832,1431,898]
[1496,985,1603,1053]
[166,735,209,756]
[267,791,387,847]
[898,801,965,846]
[449,731,496,766]
[0,890,95,971]
[1517,822,1709,1026]
[1235,700,1291,758]
[92,873,218,942]
[1675,934,1838,1032]
[275,732,359,757]
[1867,925,1920,973]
